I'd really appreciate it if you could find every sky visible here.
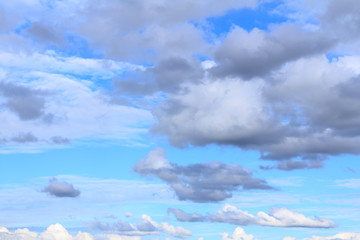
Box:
[0,0,359,239]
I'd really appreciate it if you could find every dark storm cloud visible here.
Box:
[134,148,274,203]
[114,56,204,95]
[42,178,80,198]
[0,81,49,121]
[210,25,335,79]
[168,204,337,228]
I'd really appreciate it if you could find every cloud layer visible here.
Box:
[134,148,274,202]
[0,223,141,240]
[90,214,192,239]
[169,204,336,228]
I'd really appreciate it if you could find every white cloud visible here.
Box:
[0,223,143,240]
[287,232,360,240]
[213,204,336,228]
[170,204,336,228]
[0,50,153,152]
[335,179,360,188]
[221,227,255,240]
[304,232,360,240]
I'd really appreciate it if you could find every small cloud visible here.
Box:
[11,132,38,143]
[125,212,133,218]
[42,177,80,198]
[260,159,324,171]
[50,136,70,144]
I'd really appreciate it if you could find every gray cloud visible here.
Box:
[0,81,49,121]
[210,25,335,79]
[90,214,192,239]
[152,54,360,166]
[134,148,274,203]
[167,208,205,222]
[42,178,80,198]
[11,132,38,143]
[320,0,360,42]
[50,136,70,144]
[26,22,64,46]
[169,204,337,228]
[75,0,256,60]
[114,56,204,95]
[260,159,324,171]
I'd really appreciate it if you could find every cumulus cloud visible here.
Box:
[42,178,80,198]
[152,55,360,165]
[0,223,142,240]
[210,25,335,79]
[221,227,255,240]
[134,148,274,202]
[169,204,337,228]
[89,214,192,239]
[73,0,256,60]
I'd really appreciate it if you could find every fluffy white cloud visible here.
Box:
[0,223,142,240]
[221,227,255,240]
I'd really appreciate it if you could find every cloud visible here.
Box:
[134,148,274,202]
[303,232,360,240]
[89,214,192,239]
[0,50,152,152]
[42,178,80,198]
[0,81,49,121]
[152,55,360,165]
[167,209,205,222]
[335,179,360,189]
[285,232,360,240]
[169,204,337,228]
[210,24,335,79]
[260,159,324,171]
[221,227,255,240]
[26,22,64,46]
[72,0,256,60]
[0,223,142,240]
[114,56,204,95]
[11,132,38,143]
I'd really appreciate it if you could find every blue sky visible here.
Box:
[0,0,360,240]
